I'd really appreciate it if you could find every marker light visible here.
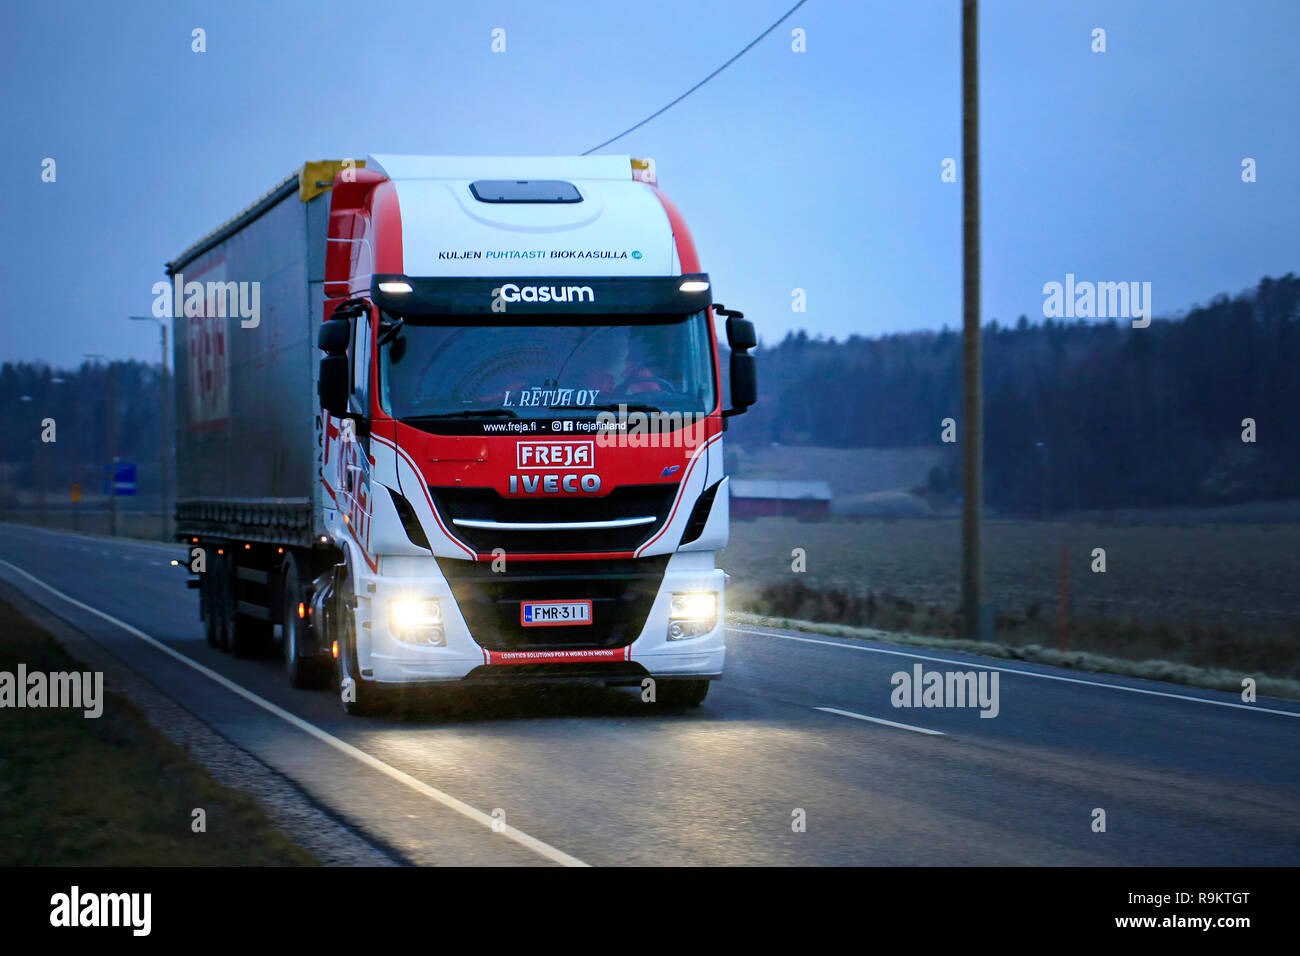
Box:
[378,281,413,294]
[331,640,339,659]
[631,157,657,185]
[298,602,306,619]
[679,279,710,294]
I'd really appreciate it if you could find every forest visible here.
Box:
[1,272,1296,514]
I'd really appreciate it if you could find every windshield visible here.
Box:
[379,311,716,425]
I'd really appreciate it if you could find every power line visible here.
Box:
[582,0,811,155]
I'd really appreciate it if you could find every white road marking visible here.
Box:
[815,706,945,736]
[733,625,1300,719]
[0,558,589,868]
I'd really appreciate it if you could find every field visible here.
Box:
[721,516,1300,677]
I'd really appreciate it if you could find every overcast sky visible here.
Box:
[2,0,1297,368]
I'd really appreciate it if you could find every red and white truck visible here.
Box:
[167,155,756,714]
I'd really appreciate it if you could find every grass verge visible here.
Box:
[0,596,317,865]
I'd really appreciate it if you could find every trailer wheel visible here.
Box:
[282,557,327,689]
[656,679,710,708]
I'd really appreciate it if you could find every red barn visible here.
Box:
[730,479,833,520]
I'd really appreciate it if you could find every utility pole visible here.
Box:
[129,315,171,540]
[961,0,984,639]
[86,354,117,536]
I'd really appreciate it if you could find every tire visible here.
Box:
[283,557,327,689]
[656,679,710,708]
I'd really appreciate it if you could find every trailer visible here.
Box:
[167,155,756,714]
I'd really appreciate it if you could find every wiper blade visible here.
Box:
[583,403,664,413]
[378,315,404,346]
[403,409,519,421]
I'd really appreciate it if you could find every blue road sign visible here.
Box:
[104,461,137,496]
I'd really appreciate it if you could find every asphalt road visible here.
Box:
[2,523,1298,866]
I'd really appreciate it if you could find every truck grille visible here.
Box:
[435,556,670,650]
[429,483,678,554]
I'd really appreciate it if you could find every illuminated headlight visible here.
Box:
[378,280,413,294]
[389,599,445,645]
[667,591,717,640]
[679,279,710,294]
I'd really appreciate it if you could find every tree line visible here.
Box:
[1,272,1296,513]
[728,273,1300,512]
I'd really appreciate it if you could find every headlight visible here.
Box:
[670,592,716,621]
[390,599,444,645]
[668,591,717,640]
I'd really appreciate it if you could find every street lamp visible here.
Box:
[85,353,117,537]
[128,315,171,540]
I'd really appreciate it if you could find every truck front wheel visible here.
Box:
[656,679,710,708]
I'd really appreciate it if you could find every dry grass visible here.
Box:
[0,598,317,866]
[722,517,1300,678]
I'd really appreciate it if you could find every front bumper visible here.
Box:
[354,551,726,685]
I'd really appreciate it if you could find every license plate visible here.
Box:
[520,600,593,627]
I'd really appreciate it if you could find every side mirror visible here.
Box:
[726,316,757,352]
[727,351,757,415]
[716,304,757,418]
[319,355,349,418]
[318,318,350,355]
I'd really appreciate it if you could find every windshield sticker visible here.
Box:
[504,388,600,408]
[437,250,634,261]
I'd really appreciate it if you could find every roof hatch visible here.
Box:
[469,180,582,203]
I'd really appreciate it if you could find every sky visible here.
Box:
[1,0,1297,368]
